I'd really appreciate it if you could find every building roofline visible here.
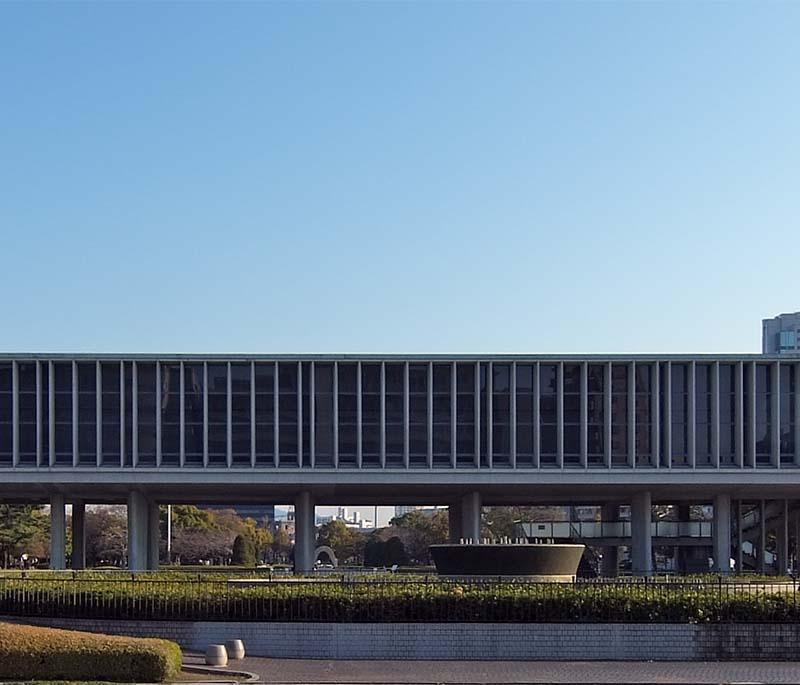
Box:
[0,352,798,362]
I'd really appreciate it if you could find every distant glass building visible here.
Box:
[763,312,800,354]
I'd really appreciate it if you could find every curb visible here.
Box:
[181,664,261,682]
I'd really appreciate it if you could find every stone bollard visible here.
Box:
[205,644,228,667]
[225,639,245,660]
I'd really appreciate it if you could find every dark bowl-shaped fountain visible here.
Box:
[429,543,585,579]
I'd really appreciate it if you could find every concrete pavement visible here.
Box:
[184,654,800,684]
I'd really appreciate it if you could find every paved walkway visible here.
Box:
[185,654,800,684]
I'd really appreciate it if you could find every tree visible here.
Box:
[85,506,127,567]
[316,520,364,564]
[387,510,448,564]
[0,505,49,568]
[232,535,256,566]
[363,536,386,567]
[242,518,273,563]
[271,528,291,562]
[384,536,409,566]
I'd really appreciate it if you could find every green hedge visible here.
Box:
[1,576,799,623]
[0,622,181,682]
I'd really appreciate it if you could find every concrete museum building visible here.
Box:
[0,354,798,574]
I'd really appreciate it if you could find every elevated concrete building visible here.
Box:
[1,354,799,573]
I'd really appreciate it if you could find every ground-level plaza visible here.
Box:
[1,353,799,572]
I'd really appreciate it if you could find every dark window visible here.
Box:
[694,364,712,467]
[17,363,37,466]
[611,364,628,467]
[635,364,653,467]
[278,363,298,468]
[563,364,581,467]
[755,364,772,466]
[137,363,157,467]
[409,364,429,468]
[670,364,689,466]
[780,363,796,465]
[160,363,181,466]
[587,364,605,467]
[184,363,205,467]
[385,363,405,468]
[515,364,534,468]
[314,364,334,467]
[456,363,477,468]
[338,364,357,468]
[719,364,737,467]
[231,363,251,467]
[0,363,13,465]
[254,363,274,467]
[361,364,382,468]
[539,364,558,467]
[77,362,96,466]
[433,364,452,467]
[100,362,121,467]
[53,362,73,465]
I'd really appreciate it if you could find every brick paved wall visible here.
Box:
[4,616,799,660]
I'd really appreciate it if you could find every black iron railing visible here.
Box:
[0,574,798,623]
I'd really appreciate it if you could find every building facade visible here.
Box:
[763,312,800,354]
[0,354,799,573]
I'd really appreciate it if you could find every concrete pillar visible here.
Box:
[601,503,618,577]
[71,501,86,570]
[713,494,731,574]
[448,502,462,543]
[49,494,66,570]
[631,491,652,575]
[127,491,149,571]
[147,501,160,570]
[293,491,316,573]
[758,499,766,573]
[675,504,691,573]
[461,492,481,542]
[777,499,789,575]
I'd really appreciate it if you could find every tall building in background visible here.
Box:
[394,506,418,518]
[762,312,800,354]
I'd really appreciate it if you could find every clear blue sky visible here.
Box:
[2,1,798,355]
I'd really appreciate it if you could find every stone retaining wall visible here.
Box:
[4,616,799,660]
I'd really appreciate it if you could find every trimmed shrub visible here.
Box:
[232,535,256,566]
[0,621,182,682]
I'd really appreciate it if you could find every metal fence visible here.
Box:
[1,575,799,623]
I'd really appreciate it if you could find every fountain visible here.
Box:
[429,537,585,580]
